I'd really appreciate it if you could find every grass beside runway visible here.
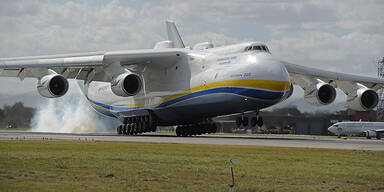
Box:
[0,141,383,192]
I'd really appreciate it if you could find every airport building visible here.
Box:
[214,110,377,136]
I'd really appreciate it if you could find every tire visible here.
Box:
[236,117,242,127]
[117,125,122,135]
[176,127,181,136]
[257,117,263,127]
[242,116,248,127]
[251,117,257,127]
[132,124,137,135]
[123,124,128,135]
[129,124,134,135]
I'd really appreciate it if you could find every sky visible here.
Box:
[0,0,384,109]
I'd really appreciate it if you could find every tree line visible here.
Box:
[0,102,35,128]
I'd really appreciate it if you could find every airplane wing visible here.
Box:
[375,129,384,133]
[282,61,384,89]
[0,49,185,82]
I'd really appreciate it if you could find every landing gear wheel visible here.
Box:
[117,125,122,135]
[236,117,242,127]
[123,124,128,135]
[132,124,137,135]
[137,122,142,134]
[129,124,134,135]
[242,116,248,127]
[257,116,263,127]
[251,117,258,127]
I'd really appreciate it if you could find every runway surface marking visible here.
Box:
[0,131,383,151]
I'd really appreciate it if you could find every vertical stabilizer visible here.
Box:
[166,20,185,48]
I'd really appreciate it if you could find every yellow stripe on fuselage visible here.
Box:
[122,79,290,108]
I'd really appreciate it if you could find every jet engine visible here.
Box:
[346,88,378,111]
[303,82,336,106]
[111,72,142,97]
[37,74,69,98]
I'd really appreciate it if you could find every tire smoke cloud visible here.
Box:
[30,81,118,133]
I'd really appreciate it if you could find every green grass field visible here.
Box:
[0,141,383,192]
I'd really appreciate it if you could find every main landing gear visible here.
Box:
[117,115,157,135]
[176,119,217,137]
[236,112,263,127]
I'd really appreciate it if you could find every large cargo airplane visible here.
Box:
[328,121,384,139]
[1,21,383,136]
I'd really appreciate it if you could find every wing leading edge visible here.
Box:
[282,61,384,89]
[0,49,186,82]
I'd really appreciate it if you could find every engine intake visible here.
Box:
[111,72,142,97]
[37,74,69,98]
[304,82,336,106]
[347,88,378,111]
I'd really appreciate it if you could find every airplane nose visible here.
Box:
[252,55,291,83]
[328,126,336,133]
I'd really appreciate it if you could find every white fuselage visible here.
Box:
[85,42,291,124]
[328,121,384,136]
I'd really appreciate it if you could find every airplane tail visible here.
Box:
[166,20,185,48]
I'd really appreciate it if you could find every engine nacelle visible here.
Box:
[37,74,69,98]
[154,40,174,49]
[193,42,214,50]
[347,88,379,111]
[364,130,376,139]
[111,72,142,97]
[304,82,336,106]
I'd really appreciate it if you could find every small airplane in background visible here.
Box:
[328,121,384,139]
[1,20,384,136]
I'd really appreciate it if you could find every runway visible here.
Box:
[0,130,383,151]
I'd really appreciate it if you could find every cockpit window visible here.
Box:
[245,45,270,53]
[262,46,267,51]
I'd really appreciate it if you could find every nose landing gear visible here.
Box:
[236,111,263,128]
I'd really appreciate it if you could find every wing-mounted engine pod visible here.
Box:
[304,82,336,106]
[154,40,174,49]
[295,77,336,106]
[111,72,142,97]
[347,88,379,111]
[37,74,69,98]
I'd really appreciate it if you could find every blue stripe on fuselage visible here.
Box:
[86,86,284,114]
